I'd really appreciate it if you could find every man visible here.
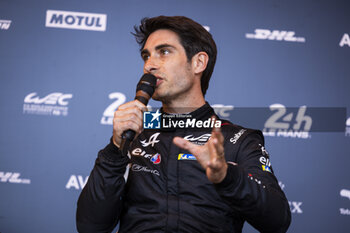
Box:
[76,16,291,233]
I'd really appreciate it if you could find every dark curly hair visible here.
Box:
[133,16,217,96]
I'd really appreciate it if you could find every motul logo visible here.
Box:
[246,29,305,43]
[46,10,107,31]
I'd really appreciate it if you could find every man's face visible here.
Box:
[141,29,195,103]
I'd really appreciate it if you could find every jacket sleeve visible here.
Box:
[214,130,291,233]
[76,138,130,233]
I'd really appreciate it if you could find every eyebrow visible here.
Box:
[141,43,176,57]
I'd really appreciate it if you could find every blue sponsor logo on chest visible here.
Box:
[178,154,196,160]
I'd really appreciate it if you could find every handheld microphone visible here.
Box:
[120,74,157,156]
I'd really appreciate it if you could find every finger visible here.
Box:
[208,136,225,172]
[114,115,143,134]
[212,137,224,159]
[207,160,222,171]
[115,108,143,124]
[207,142,225,171]
[173,137,199,155]
[118,100,147,112]
[210,116,223,141]
[208,139,218,161]
[214,125,224,145]
[210,121,224,158]
[118,120,143,135]
[117,115,143,129]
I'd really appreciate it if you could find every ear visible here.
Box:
[192,52,209,75]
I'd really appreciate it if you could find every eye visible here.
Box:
[160,49,170,55]
[142,54,150,61]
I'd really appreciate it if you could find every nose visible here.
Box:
[144,56,158,74]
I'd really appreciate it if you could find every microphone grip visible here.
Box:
[120,129,135,157]
[119,93,149,156]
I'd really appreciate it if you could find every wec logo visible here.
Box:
[212,104,234,118]
[23,92,73,116]
[246,29,305,43]
[184,133,211,145]
[24,92,72,105]
[0,19,11,30]
[45,10,107,31]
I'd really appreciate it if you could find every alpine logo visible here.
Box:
[0,171,31,184]
[140,133,160,147]
[23,92,73,116]
[100,92,126,125]
[45,10,107,31]
[0,19,12,30]
[339,33,350,47]
[263,104,312,139]
[183,133,211,145]
[246,29,305,43]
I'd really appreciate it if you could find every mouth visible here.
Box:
[155,77,163,87]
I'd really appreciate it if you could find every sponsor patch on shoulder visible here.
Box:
[178,154,196,160]
[262,165,272,173]
[150,153,161,164]
[230,129,246,144]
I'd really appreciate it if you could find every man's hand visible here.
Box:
[112,100,147,148]
[173,124,228,184]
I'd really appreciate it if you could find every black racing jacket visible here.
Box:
[76,103,291,233]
